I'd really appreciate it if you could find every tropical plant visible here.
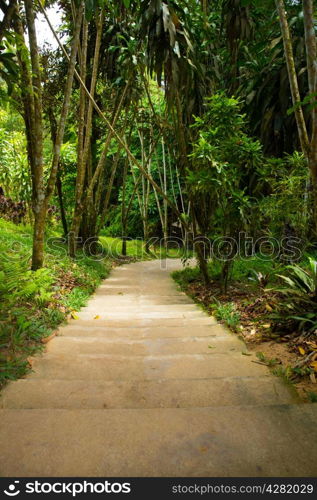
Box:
[270,257,317,333]
[210,301,241,331]
[188,92,262,287]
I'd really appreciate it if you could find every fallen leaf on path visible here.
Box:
[94,315,100,320]
[27,357,34,367]
[298,346,306,356]
[71,311,78,320]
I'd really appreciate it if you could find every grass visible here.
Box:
[99,235,190,260]
[308,392,317,403]
[99,236,147,260]
[172,265,201,288]
[211,301,241,331]
[172,255,284,288]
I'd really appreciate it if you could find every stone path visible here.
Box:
[1,259,317,476]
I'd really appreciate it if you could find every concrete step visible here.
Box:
[63,316,218,329]
[29,352,269,381]
[59,323,230,339]
[88,296,194,306]
[78,305,200,314]
[0,377,298,409]
[95,288,190,299]
[46,335,245,356]
[1,405,316,477]
[77,310,206,321]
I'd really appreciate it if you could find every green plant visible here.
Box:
[171,266,201,288]
[249,270,272,288]
[270,257,317,333]
[211,301,241,331]
[272,365,294,380]
[187,93,263,287]
[0,219,112,389]
[65,288,90,311]
[256,351,281,367]
[307,391,317,403]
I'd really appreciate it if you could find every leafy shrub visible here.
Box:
[0,219,111,388]
[0,188,26,223]
[270,257,317,333]
[211,301,241,331]
[172,266,201,287]
[65,288,90,311]
[0,264,55,306]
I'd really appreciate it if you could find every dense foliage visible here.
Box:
[1,0,317,388]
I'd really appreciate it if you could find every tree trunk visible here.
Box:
[45,1,84,201]
[47,109,68,239]
[22,0,83,268]
[56,171,68,237]
[0,0,17,42]
[308,153,317,230]
[69,9,104,257]
[161,137,168,250]
[121,157,128,256]
[40,3,189,234]
[276,0,309,154]
[24,0,45,270]
[192,206,210,285]
[276,0,317,233]
[69,79,130,257]
[303,0,317,130]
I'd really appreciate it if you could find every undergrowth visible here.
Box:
[0,219,112,388]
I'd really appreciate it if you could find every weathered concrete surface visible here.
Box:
[1,259,316,477]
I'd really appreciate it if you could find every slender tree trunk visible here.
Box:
[69,77,129,256]
[69,10,103,257]
[276,0,317,233]
[47,110,68,238]
[45,1,84,201]
[13,8,35,197]
[24,0,45,270]
[303,0,317,137]
[303,0,317,230]
[40,2,189,234]
[276,0,309,154]
[192,205,210,285]
[131,155,150,253]
[0,0,17,42]
[96,105,132,235]
[138,130,151,253]
[201,0,207,15]
[23,0,83,268]
[153,140,168,248]
[161,137,168,249]
[121,157,129,256]
[56,171,68,237]
[76,18,88,202]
